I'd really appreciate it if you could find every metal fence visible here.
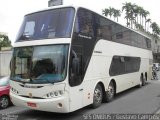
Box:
[0,51,12,76]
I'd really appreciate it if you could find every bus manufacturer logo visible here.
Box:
[29,93,33,98]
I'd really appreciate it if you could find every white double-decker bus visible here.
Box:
[10,5,153,113]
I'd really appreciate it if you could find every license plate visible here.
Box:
[27,102,37,107]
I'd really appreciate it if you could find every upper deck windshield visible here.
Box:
[16,7,75,41]
[10,45,69,84]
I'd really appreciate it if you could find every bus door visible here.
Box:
[69,46,84,111]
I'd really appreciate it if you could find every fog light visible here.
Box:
[54,91,58,96]
[50,92,54,97]
[58,103,62,108]
[11,87,19,95]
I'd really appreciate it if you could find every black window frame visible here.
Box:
[109,56,141,76]
[16,7,75,42]
[92,12,152,50]
[69,8,96,87]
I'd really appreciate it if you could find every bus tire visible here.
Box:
[91,84,103,108]
[144,73,147,84]
[104,81,115,102]
[145,73,147,81]
[142,74,146,86]
[138,75,143,88]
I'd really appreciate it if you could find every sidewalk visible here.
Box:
[154,80,160,114]
[151,79,160,114]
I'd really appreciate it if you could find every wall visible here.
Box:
[0,51,12,76]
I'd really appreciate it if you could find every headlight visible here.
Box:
[11,87,19,94]
[43,90,64,99]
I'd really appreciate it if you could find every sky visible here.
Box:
[0,0,159,44]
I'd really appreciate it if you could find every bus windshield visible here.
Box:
[10,45,69,84]
[16,7,75,41]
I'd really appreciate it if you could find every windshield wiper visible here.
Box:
[10,76,31,84]
[20,34,32,40]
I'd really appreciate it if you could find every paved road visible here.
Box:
[1,80,160,120]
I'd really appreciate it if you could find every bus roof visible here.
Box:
[25,5,76,16]
[25,5,152,40]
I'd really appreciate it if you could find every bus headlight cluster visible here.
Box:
[11,87,19,94]
[43,90,64,99]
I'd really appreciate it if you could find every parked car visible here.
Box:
[0,76,12,109]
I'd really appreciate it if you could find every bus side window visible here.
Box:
[110,56,125,76]
[98,17,112,41]
[77,9,94,38]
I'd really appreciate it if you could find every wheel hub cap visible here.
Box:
[0,98,8,108]
[94,89,102,103]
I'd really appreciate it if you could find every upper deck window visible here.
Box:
[16,7,75,42]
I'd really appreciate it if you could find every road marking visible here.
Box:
[156,109,160,114]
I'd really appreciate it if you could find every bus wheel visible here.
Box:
[104,81,115,102]
[144,73,147,84]
[142,75,146,86]
[91,84,103,108]
[138,76,143,88]
[138,75,145,87]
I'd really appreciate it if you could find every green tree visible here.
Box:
[108,7,114,18]
[146,18,152,31]
[151,22,160,35]
[113,9,121,22]
[143,10,150,30]
[135,23,144,31]
[133,5,140,25]
[102,2,160,39]
[0,34,12,50]
[103,7,121,22]
[122,2,133,27]
[138,7,145,26]
[102,8,110,17]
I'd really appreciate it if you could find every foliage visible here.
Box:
[102,2,160,39]
[0,34,12,50]
[102,7,121,22]
[150,22,160,35]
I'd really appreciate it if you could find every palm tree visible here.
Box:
[122,2,137,28]
[102,8,110,17]
[102,7,114,19]
[122,2,132,27]
[133,5,141,25]
[135,23,144,31]
[103,7,121,22]
[146,18,152,31]
[151,22,160,35]
[112,8,116,21]
[143,10,150,30]
[113,9,121,22]
[138,6,144,26]
[108,7,114,18]
[129,3,136,29]
[102,2,160,38]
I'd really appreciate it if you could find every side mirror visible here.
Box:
[72,58,80,76]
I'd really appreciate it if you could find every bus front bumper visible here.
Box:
[10,92,70,113]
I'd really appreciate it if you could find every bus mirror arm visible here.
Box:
[72,58,80,76]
